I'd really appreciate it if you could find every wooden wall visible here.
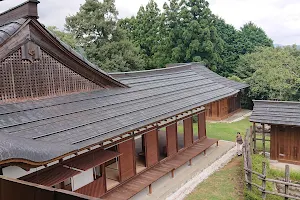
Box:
[0,48,102,103]
[0,176,98,200]
[118,139,136,182]
[270,125,300,164]
[206,93,241,121]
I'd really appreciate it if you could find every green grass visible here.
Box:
[186,157,244,200]
[177,117,270,152]
[177,117,251,141]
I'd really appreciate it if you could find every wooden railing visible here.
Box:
[243,127,300,200]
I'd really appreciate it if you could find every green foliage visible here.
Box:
[236,46,300,101]
[65,0,145,72]
[215,19,273,77]
[47,26,79,50]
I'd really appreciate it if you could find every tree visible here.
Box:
[65,0,145,72]
[236,22,273,55]
[236,46,300,101]
[120,0,162,69]
[175,0,224,70]
[47,26,78,49]
[214,17,239,76]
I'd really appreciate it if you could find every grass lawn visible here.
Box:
[186,157,244,200]
[177,117,270,151]
[177,117,251,141]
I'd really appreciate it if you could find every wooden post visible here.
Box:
[148,184,152,195]
[262,162,266,200]
[262,124,266,157]
[285,165,290,200]
[189,159,192,166]
[204,150,206,156]
[0,167,3,175]
[216,141,219,147]
[249,126,253,150]
[171,169,175,178]
[247,129,252,191]
[253,122,257,154]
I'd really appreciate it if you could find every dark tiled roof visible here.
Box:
[0,18,27,45]
[191,64,249,90]
[111,63,248,90]
[0,64,239,163]
[250,100,300,126]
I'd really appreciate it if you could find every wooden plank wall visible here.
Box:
[145,130,159,167]
[0,176,97,200]
[118,139,136,182]
[166,123,178,157]
[183,117,193,147]
[271,125,300,164]
[0,48,102,103]
[198,112,206,139]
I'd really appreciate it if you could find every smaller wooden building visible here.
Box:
[250,100,300,165]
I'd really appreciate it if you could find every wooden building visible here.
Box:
[250,100,300,165]
[167,63,248,121]
[0,2,248,200]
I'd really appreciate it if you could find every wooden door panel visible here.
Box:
[184,117,193,147]
[145,129,159,167]
[118,138,135,182]
[198,112,206,139]
[166,123,178,157]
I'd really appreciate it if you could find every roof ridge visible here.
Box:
[253,100,300,104]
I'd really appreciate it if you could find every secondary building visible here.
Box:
[0,1,248,200]
[250,100,300,165]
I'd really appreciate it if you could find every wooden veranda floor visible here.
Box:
[101,137,218,200]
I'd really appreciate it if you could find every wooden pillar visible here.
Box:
[171,169,175,178]
[188,159,192,166]
[183,117,193,147]
[118,138,136,182]
[148,184,152,195]
[198,112,206,140]
[166,123,178,157]
[0,167,3,175]
[285,165,290,200]
[262,162,266,200]
[145,129,159,167]
[262,124,265,157]
[253,122,256,154]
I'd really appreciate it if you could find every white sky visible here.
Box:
[1,0,300,45]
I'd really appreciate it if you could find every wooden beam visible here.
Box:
[0,0,39,26]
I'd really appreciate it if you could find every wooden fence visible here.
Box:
[251,123,270,156]
[243,127,300,200]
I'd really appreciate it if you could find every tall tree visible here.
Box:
[120,0,162,69]
[66,0,145,72]
[177,0,224,70]
[237,22,273,55]
[214,17,239,76]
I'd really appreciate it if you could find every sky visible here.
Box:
[1,0,300,45]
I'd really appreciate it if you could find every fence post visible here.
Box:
[253,122,256,154]
[244,129,252,191]
[262,124,266,157]
[285,165,290,200]
[262,161,266,200]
